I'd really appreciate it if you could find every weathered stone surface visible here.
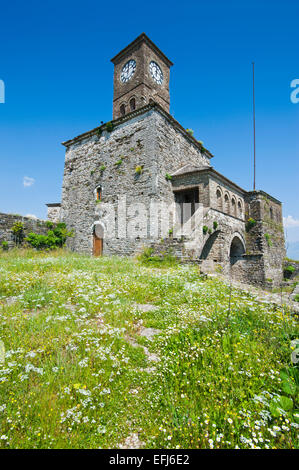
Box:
[0,213,49,248]
[55,102,285,288]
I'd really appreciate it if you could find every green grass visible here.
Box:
[0,249,298,449]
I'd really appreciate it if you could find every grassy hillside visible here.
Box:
[0,249,298,449]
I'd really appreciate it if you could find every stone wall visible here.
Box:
[0,213,49,248]
[46,204,61,223]
[245,191,285,286]
[60,106,211,255]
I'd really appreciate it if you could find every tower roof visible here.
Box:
[110,33,173,67]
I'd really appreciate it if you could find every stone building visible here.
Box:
[47,33,285,287]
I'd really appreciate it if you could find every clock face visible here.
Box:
[120,59,136,83]
[149,61,163,85]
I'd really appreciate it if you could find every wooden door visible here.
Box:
[93,235,103,257]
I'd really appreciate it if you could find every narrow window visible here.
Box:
[216,189,222,211]
[231,198,237,217]
[270,207,273,219]
[238,200,242,218]
[96,186,102,201]
[224,194,230,214]
[120,104,126,116]
[130,97,136,111]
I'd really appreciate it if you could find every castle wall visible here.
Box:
[60,108,211,255]
[0,213,49,248]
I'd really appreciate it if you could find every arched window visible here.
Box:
[120,104,126,116]
[216,189,223,211]
[96,186,102,201]
[224,193,230,214]
[231,197,237,217]
[238,200,243,218]
[129,97,136,111]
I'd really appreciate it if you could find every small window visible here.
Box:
[231,198,237,216]
[216,189,222,211]
[96,187,102,201]
[238,200,242,217]
[270,207,273,220]
[224,194,230,214]
[120,104,126,116]
[130,97,136,111]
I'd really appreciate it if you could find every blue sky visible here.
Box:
[0,0,298,256]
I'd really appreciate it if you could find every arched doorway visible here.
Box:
[229,235,245,265]
[93,222,104,257]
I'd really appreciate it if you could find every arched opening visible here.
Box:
[93,223,104,257]
[216,189,223,211]
[270,207,273,220]
[231,197,237,217]
[229,236,245,264]
[120,104,126,116]
[224,193,230,214]
[96,186,102,201]
[129,97,136,111]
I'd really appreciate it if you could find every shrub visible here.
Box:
[213,221,218,230]
[137,247,177,267]
[106,121,114,132]
[99,165,106,172]
[285,265,295,273]
[294,294,299,302]
[46,221,54,229]
[115,159,123,167]
[12,221,24,245]
[186,128,194,136]
[135,166,143,175]
[165,173,172,181]
[25,223,73,250]
[1,241,9,251]
[203,225,208,235]
[284,265,295,280]
[265,233,272,247]
[208,228,212,234]
[246,218,257,232]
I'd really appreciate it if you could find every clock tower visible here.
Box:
[111,33,173,120]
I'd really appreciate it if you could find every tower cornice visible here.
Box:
[110,33,173,68]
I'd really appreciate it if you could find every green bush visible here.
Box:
[245,218,257,232]
[46,221,54,229]
[135,166,143,175]
[12,221,24,245]
[265,233,272,247]
[25,223,73,250]
[285,265,295,273]
[213,221,218,230]
[294,294,299,302]
[203,225,208,235]
[137,247,177,267]
[165,173,172,181]
[1,241,9,251]
[99,165,106,172]
[106,121,114,132]
[186,128,194,136]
